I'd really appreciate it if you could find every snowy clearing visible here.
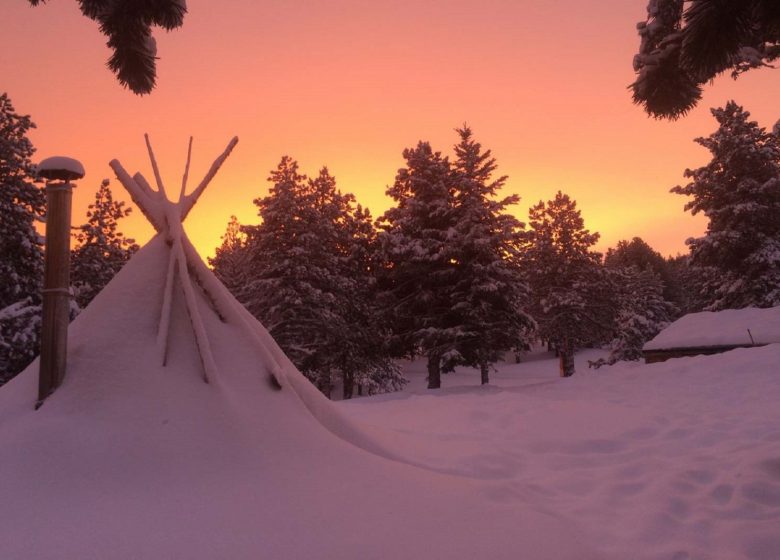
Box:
[340,348,780,560]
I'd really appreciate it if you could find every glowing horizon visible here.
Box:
[4,0,780,260]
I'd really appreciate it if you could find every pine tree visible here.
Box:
[28,0,187,94]
[0,93,43,382]
[448,126,534,384]
[632,0,780,118]
[604,237,666,281]
[209,215,248,295]
[604,237,677,311]
[520,192,607,376]
[331,202,405,399]
[0,93,43,311]
[0,301,41,385]
[672,101,780,310]
[593,266,676,367]
[664,254,710,315]
[241,158,404,397]
[377,142,460,389]
[71,179,139,309]
[241,157,333,392]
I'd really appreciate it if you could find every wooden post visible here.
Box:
[37,181,74,405]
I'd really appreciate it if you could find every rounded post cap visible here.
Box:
[37,156,85,181]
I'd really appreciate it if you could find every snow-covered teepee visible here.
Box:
[0,137,599,560]
[103,134,394,454]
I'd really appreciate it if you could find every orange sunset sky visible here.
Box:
[3,0,780,259]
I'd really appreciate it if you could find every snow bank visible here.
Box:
[643,306,780,350]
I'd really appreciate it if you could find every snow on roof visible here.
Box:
[643,306,780,351]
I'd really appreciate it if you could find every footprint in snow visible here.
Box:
[684,468,717,485]
[759,457,780,480]
[709,484,734,505]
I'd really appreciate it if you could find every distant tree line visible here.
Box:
[3,90,780,392]
[211,127,677,392]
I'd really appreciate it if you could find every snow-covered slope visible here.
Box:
[0,236,600,560]
[644,306,780,350]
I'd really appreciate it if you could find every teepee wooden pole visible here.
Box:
[111,136,239,387]
[178,137,193,203]
[181,137,238,220]
[144,134,168,198]
[156,247,177,366]
[173,239,218,383]
[108,161,165,233]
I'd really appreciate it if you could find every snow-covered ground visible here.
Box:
[339,348,780,560]
[0,238,599,560]
[2,236,779,559]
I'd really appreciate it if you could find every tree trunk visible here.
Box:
[480,360,490,385]
[559,339,575,377]
[427,353,441,389]
[318,370,332,399]
[357,384,363,396]
[342,370,354,400]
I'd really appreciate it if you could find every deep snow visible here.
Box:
[0,236,598,560]
[341,348,780,560]
[1,238,779,559]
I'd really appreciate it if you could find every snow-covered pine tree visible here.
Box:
[672,101,780,310]
[604,237,665,272]
[241,157,334,393]
[593,266,676,367]
[241,158,403,398]
[0,93,44,383]
[520,191,607,376]
[449,126,534,384]
[209,215,248,296]
[331,202,405,399]
[306,167,404,398]
[0,94,43,311]
[71,179,139,309]
[0,300,41,385]
[377,141,460,389]
[604,237,672,297]
[632,0,780,119]
[664,254,710,315]
[28,0,187,94]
